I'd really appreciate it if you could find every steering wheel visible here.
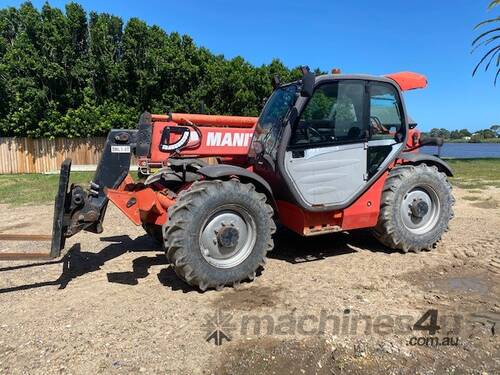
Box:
[370,116,389,134]
[306,126,327,142]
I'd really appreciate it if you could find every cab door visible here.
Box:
[284,80,368,207]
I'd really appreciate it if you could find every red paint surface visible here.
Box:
[151,113,257,127]
[106,175,176,226]
[277,172,388,236]
[385,72,427,91]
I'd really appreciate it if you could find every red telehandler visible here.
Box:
[1,68,454,291]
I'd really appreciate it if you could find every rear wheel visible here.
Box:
[164,180,275,291]
[373,164,454,252]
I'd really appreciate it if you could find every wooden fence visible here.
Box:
[0,137,106,173]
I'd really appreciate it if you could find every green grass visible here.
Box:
[445,138,500,143]
[447,158,500,189]
[0,172,94,206]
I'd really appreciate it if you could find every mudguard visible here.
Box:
[399,152,453,176]
[197,165,276,208]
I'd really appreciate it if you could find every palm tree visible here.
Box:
[472,0,500,85]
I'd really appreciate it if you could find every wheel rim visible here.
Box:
[400,185,440,234]
[199,205,257,268]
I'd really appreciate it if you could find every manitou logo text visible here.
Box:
[206,132,253,147]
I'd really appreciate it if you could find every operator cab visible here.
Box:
[252,69,413,211]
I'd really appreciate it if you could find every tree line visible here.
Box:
[1,2,496,140]
[423,126,500,143]
[0,2,304,138]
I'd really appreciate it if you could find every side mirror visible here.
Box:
[300,69,315,98]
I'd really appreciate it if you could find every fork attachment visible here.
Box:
[50,129,137,258]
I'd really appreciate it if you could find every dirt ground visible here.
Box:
[0,186,499,374]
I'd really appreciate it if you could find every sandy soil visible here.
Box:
[0,186,499,374]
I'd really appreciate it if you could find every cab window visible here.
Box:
[290,81,366,147]
[369,83,404,140]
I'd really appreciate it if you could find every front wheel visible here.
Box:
[372,164,454,252]
[164,180,275,291]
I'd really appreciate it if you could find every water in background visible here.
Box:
[421,143,500,158]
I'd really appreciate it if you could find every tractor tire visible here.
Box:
[163,179,276,291]
[142,223,163,244]
[372,164,454,252]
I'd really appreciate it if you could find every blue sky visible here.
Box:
[3,0,499,132]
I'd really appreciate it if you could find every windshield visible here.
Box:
[253,84,298,159]
[257,84,298,131]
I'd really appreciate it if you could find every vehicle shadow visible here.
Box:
[269,227,393,264]
[0,234,165,294]
[0,228,394,294]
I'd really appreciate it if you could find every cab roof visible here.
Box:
[384,72,427,91]
[315,71,428,91]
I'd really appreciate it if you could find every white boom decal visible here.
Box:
[206,132,253,147]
